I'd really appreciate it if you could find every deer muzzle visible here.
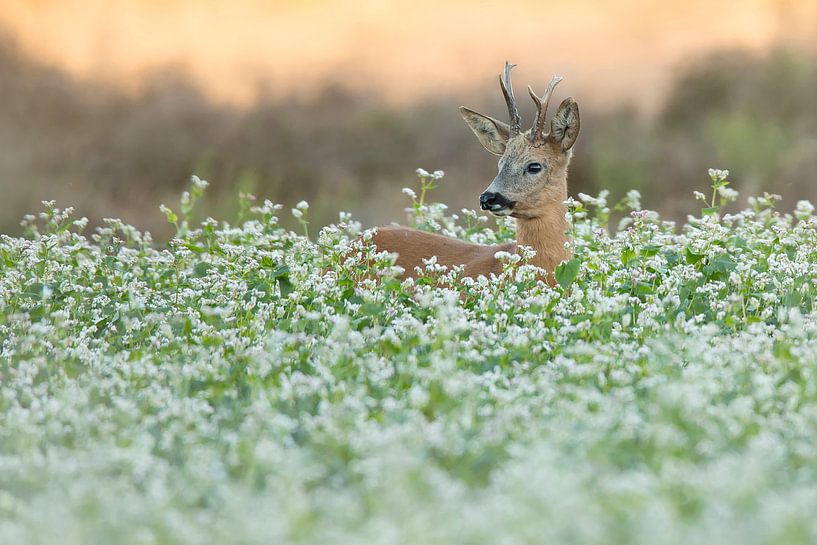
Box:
[479,192,515,215]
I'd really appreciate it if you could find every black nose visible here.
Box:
[480,192,498,210]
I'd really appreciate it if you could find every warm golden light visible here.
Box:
[2,0,815,110]
[1,0,817,235]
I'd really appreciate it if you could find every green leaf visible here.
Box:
[635,281,655,296]
[708,255,737,273]
[679,284,691,303]
[685,248,705,264]
[22,282,53,300]
[555,258,580,289]
[641,244,662,257]
[193,262,210,277]
[360,303,386,316]
[275,266,294,297]
[163,207,178,224]
[620,246,637,267]
[783,290,802,308]
[183,242,205,253]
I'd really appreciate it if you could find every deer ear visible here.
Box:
[459,107,510,156]
[549,98,580,151]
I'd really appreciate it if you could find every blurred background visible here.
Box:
[1,0,816,236]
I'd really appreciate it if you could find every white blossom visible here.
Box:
[2,170,817,544]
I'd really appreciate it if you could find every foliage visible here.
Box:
[3,172,817,544]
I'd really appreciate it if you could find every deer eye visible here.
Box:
[526,162,543,174]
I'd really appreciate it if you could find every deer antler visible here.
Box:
[528,75,563,141]
[499,62,522,136]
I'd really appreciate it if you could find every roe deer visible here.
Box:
[371,62,580,284]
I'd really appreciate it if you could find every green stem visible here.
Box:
[418,180,428,207]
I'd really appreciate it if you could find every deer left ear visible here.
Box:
[549,98,580,151]
[459,107,510,156]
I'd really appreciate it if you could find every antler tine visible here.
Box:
[529,75,563,141]
[499,61,522,136]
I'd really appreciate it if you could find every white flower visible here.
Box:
[708,168,730,182]
[795,200,814,220]
[190,175,209,191]
[717,186,739,202]
[7,170,817,544]
[624,189,641,210]
[578,190,608,207]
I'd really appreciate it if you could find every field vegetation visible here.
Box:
[3,170,817,543]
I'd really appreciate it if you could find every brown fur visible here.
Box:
[369,193,569,285]
[368,65,578,286]
[371,226,514,278]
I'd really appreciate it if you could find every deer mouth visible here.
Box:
[488,203,515,216]
[479,191,516,215]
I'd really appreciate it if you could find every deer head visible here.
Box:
[460,62,580,219]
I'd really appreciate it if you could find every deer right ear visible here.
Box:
[548,98,580,152]
[459,107,510,156]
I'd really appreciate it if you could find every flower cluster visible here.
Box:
[2,172,817,544]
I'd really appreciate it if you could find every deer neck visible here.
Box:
[515,200,570,273]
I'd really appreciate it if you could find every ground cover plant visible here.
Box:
[3,170,817,544]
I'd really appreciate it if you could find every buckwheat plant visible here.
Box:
[3,171,817,545]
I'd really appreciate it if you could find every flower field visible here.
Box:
[3,170,817,544]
